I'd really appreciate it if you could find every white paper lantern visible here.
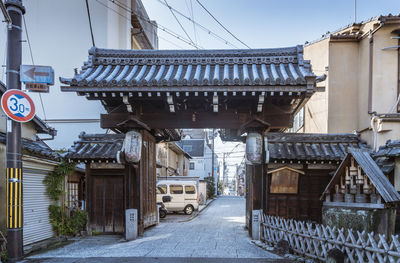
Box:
[117,130,142,163]
[246,132,263,164]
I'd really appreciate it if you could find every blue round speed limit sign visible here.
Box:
[1,89,36,122]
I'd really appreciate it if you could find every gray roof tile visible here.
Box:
[66,130,181,161]
[60,46,316,89]
[266,133,369,161]
[0,132,57,160]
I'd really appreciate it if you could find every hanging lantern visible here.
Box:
[246,132,263,164]
[117,130,142,164]
[264,136,270,164]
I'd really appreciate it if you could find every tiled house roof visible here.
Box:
[66,130,181,162]
[65,133,124,162]
[372,140,400,174]
[0,132,57,160]
[177,139,205,157]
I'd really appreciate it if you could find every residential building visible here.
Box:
[156,142,191,178]
[301,15,400,150]
[0,0,158,150]
[178,138,219,196]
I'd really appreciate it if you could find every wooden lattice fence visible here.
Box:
[261,214,400,263]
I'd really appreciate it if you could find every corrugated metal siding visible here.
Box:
[23,169,54,245]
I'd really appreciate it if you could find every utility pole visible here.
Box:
[5,0,25,260]
[223,153,227,190]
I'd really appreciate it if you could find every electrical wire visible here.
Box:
[85,0,96,47]
[187,0,198,46]
[153,0,238,48]
[163,0,197,49]
[22,14,47,120]
[158,35,185,49]
[195,0,251,49]
[99,0,202,49]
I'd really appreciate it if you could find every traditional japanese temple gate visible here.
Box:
[61,46,319,235]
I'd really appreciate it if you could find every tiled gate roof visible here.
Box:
[60,46,316,89]
[266,133,369,162]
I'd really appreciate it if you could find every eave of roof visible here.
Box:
[59,46,317,91]
[305,13,400,46]
[0,132,58,160]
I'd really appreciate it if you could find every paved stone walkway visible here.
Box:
[26,196,283,260]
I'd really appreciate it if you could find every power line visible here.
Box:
[195,0,251,49]
[158,35,185,49]
[154,0,238,48]
[163,0,197,49]
[85,0,96,46]
[22,14,48,120]
[101,0,202,49]
[187,0,198,46]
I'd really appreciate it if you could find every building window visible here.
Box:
[289,107,304,132]
[189,162,195,170]
[68,182,79,209]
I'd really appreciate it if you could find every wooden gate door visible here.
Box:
[90,174,124,233]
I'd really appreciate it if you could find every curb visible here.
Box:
[178,197,216,223]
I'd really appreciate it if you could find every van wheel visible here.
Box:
[184,205,194,215]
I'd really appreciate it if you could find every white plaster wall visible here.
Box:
[394,158,400,191]
[189,158,205,180]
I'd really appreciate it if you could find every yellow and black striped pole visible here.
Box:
[7,168,23,230]
[5,0,25,260]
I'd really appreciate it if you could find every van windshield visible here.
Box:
[157,184,167,194]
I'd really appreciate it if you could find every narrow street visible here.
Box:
[23,196,290,263]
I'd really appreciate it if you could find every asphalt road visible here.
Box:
[22,196,291,262]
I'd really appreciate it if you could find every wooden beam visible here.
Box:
[100,111,292,129]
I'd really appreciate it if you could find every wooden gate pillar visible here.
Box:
[241,119,270,235]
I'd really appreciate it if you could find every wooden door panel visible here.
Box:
[89,174,124,233]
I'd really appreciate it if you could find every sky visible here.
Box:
[141,0,400,50]
[140,0,399,181]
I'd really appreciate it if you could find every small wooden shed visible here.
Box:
[65,129,180,235]
[263,133,369,223]
[321,148,400,236]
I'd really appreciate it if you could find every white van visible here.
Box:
[156,180,199,215]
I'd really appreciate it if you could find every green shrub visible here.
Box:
[48,205,88,236]
[43,160,75,202]
[70,209,88,232]
[0,249,7,263]
[204,176,215,199]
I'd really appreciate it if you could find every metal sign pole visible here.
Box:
[5,0,25,260]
